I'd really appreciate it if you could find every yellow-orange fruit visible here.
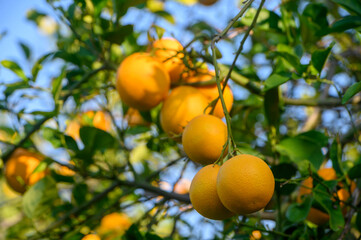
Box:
[124,108,150,127]
[153,38,185,84]
[82,234,101,240]
[182,114,227,165]
[217,154,275,214]
[250,230,262,240]
[160,86,208,137]
[298,168,355,225]
[98,212,132,238]
[92,111,111,131]
[174,178,191,194]
[116,52,170,111]
[57,161,76,176]
[65,120,81,140]
[189,165,234,220]
[4,148,47,194]
[198,0,218,6]
[66,111,112,140]
[185,71,233,118]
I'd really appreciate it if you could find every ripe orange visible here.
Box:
[92,111,111,131]
[57,161,75,176]
[160,86,209,137]
[250,230,262,240]
[198,0,218,6]
[152,38,185,84]
[298,167,355,225]
[124,108,150,127]
[81,234,101,240]
[182,114,227,165]
[185,71,233,118]
[174,178,191,194]
[65,120,81,140]
[4,148,47,194]
[98,212,132,238]
[189,165,234,220]
[216,154,275,214]
[116,52,170,111]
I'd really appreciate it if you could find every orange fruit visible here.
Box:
[174,178,191,194]
[98,212,132,238]
[57,161,76,176]
[66,111,112,140]
[124,108,150,127]
[65,120,81,140]
[82,234,101,240]
[198,0,218,6]
[160,86,209,137]
[4,148,47,194]
[250,230,262,240]
[182,114,227,165]
[217,154,275,214]
[152,38,185,84]
[92,111,111,131]
[185,71,233,118]
[298,167,355,225]
[189,165,234,220]
[116,52,170,111]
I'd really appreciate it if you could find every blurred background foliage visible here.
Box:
[0,0,361,239]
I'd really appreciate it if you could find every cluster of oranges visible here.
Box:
[116,37,234,138]
[115,37,276,220]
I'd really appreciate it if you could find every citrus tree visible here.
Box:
[1,0,361,239]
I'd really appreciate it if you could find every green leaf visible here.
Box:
[263,73,291,91]
[348,164,361,179]
[342,82,361,104]
[77,126,117,162]
[23,176,58,218]
[52,66,66,103]
[313,183,345,231]
[72,183,88,206]
[273,51,306,74]
[276,131,328,169]
[32,158,52,174]
[286,195,312,222]
[19,41,31,60]
[272,163,298,195]
[4,81,30,98]
[125,126,151,135]
[1,60,28,82]
[311,42,335,73]
[328,16,361,33]
[357,212,361,232]
[144,232,163,240]
[32,52,54,81]
[124,224,144,240]
[331,0,361,16]
[330,140,343,176]
[153,11,175,24]
[264,87,280,128]
[102,25,133,45]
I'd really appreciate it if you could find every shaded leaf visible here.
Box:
[32,52,54,81]
[330,139,343,176]
[4,81,29,98]
[311,42,334,73]
[23,176,58,218]
[348,164,361,179]
[125,126,151,135]
[73,183,88,206]
[272,163,298,195]
[102,25,133,45]
[124,224,144,240]
[19,41,31,60]
[357,212,361,232]
[286,195,312,222]
[328,16,361,34]
[342,82,361,104]
[331,0,361,16]
[273,51,306,74]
